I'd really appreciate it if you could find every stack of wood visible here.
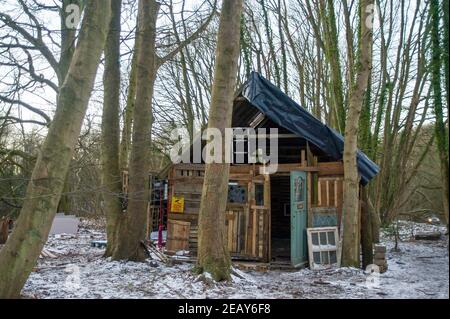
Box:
[140,240,169,264]
[189,225,198,255]
[373,244,388,273]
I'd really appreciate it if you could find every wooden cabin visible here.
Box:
[164,72,379,267]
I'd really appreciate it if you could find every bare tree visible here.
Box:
[102,0,123,257]
[196,0,243,281]
[105,0,217,261]
[0,0,111,298]
[341,0,374,267]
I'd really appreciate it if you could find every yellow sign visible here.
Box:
[171,195,184,213]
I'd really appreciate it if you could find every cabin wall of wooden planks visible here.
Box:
[226,205,270,261]
[168,164,271,261]
[166,161,346,262]
[166,219,190,253]
[313,176,344,226]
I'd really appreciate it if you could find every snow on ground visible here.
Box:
[20,220,448,299]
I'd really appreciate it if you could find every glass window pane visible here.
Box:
[319,232,327,245]
[313,252,321,264]
[321,251,329,264]
[327,232,336,246]
[312,233,319,246]
[255,184,264,206]
[330,251,337,264]
[228,183,246,203]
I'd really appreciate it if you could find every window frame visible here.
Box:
[307,227,340,270]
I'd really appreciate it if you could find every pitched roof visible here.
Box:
[239,72,379,185]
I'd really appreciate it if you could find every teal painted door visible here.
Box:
[290,171,308,267]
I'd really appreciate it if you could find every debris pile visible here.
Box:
[373,244,388,273]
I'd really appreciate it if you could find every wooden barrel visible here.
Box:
[166,219,190,253]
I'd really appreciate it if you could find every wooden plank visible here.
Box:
[318,176,344,181]
[307,172,313,228]
[337,180,343,225]
[227,213,233,251]
[266,209,270,261]
[252,209,257,256]
[229,173,254,179]
[246,207,253,255]
[146,202,151,240]
[312,156,319,205]
[273,165,320,173]
[173,163,262,175]
[173,163,206,171]
[259,211,264,258]
[318,180,322,206]
[301,150,306,167]
[172,162,344,176]
[317,162,344,176]
[168,212,199,222]
[233,211,237,252]
[306,142,314,166]
[326,180,330,206]
[173,190,202,196]
[227,203,249,209]
[264,174,271,262]
[168,219,191,226]
[236,211,240,252]
[166,220,190,252]
[250,205,268,210]
[169,177,205,184]
[334,180,338,207]
[243,206,250,255]
[270,162,343,174]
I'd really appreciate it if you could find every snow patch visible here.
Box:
[20,221,448,299]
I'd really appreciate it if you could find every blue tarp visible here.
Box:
[240,72,379,185]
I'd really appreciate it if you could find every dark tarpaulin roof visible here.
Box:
[239,72,379,185]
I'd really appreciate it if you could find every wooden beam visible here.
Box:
[307,172,313,227]
[301,150,306,167]
[326,180,330,206]
[318,180,322,206]
[334,180,338,207]
[264,174,272,262]
[172,162,344,176]
[306,141,314,166]
[252,209,257,256]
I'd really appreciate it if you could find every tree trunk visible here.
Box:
[341,0,374,267]
[320,0,346,132]
[108,0,215,260]
[102,0,123,258]
[196,0,243,281]
[59,0,83,84]
[259,0,280,86]
[361,187,373,268]
[57,0,84,213]
[119,23,139,172]
[57,174,72,213]
[111,0,160,261]
[442,0,449,113]
[0,0,111,298]
[430,0,449,228]
[368,195,380,243]
[277,0,288,94]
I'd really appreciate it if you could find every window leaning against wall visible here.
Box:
[307,227,340,270]
[227,182,247,204]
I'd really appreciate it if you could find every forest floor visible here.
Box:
[19,219,448,299]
